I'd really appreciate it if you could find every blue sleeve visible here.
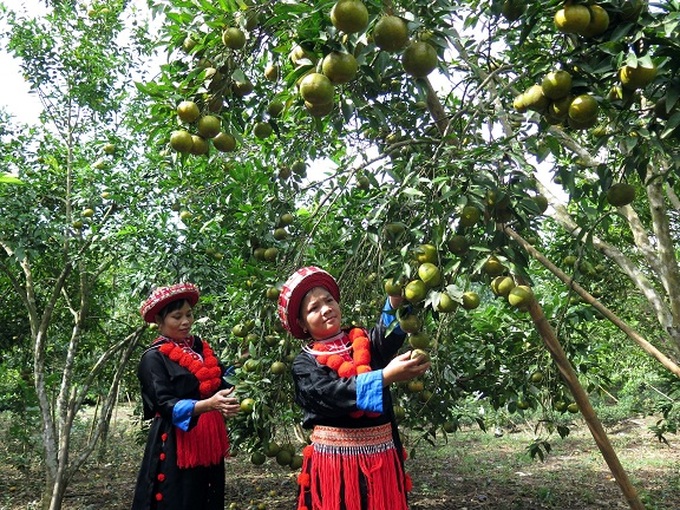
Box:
[356,370,384,413]
[381,298,405,335]
[172,399,197,431]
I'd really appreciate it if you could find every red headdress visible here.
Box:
[277,267,340,339]
[140,283,200,323]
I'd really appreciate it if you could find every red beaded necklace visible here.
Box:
[157,337,222,397]
[311,328,379,418]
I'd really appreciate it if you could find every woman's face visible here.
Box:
[157,301,194,340]
[298,286,342,340]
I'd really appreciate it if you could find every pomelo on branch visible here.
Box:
[410,348,430,364]
[435,292,458,313]
[177,100,200,123]
[322,51,358,84]
[330,0,369,34]
[447,234,469,255]
[549,95,573,120]
[461,291,480,310]
[222,27,246,49]
[267,100,284,118]
[508,285,534,310]
[273,227,288,240]
[418,262,442,288]
[197,115,221,139]
[264,64,279,82]
[398,312,422,333]
[415,243,438,264]
[459,205,481,227]
[232,79,254,98]
[491,275,515,297]
[373,15,409,52]
[619,63,657,90]
[554,4,591,34]
[483,255,505,277]
[305,100,334,117]
[253,122,273,139]
[522,84,548,113]
[404,280,427,304]
[189,135,210,155]
[501,0,526,21]
[568,94,598,123]
[384,278,404,297]
[213,132,237,152]
[408,332,430,350]
[170,130,193,153]
[581,4,610,37]
[402,41,438,78]
[541,70,572,100]
[299,73,335,104]
[606,183,636,207]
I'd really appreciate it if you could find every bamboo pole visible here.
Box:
[504,225,680,379]
[521,290,645,510]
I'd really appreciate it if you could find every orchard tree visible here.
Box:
[0,1,165,509]
[133,0,679,506]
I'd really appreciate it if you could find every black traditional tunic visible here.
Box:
[292,314,410,510]
[131,337,229,510]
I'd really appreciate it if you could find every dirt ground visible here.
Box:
[2,415,679,510]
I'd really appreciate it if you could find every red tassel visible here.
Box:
[175,410,229,468]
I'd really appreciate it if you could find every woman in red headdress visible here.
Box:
[131,283,241,510]
[278,266,430,510]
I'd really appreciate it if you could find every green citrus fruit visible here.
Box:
[213,132,237,152]
[568,94,598,123]
[483,255,505,277]
[250,452,266,465]
[447,234,469,255]
[508,285,534,309]
[402,41,438,78]
[197,115,221,139]
[189,135,210,155]
[177,100,200,123]
[461,291,480,310]
[373,15,409,52]
[222,27,246,49]
[491,275,515,297]
[330,0,369,34]
[619,63,657,90]
[270,361,287,375]
[418,262,442,288]
[541,70,572,100]
[253,122,273,139]
[322,51,358,84]
[275,449,292,466]
[398,312,422,334]
[408,332,431,349]
[459,205,481,227]
[404,280,427,304]
[606,183,636,207]
[267,100,284,117]
[415,244,438,264]
[264,64,279,82]
[523,84,549,113]
[384,278,404,297]
[299,73,335,105]
[169,130,193,153]
[240,398,255,413]
[581,5,609,37]
[554,4,591,34]
[436,292,458,313]
[530,371,544,383]
[567,402,580,414]
[410,348,430,364]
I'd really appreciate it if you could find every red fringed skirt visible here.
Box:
[297,423,410,510]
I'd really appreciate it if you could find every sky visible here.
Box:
[0,0,44,123]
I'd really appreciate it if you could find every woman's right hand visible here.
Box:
[382,351,430,386]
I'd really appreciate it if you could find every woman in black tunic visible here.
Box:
[277,266,430,510]
[132,283,241,510]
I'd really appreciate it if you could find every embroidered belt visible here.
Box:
[311,423,394,455]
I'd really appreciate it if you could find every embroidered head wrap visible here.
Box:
[278,266,340,339]
[140,283,200,323]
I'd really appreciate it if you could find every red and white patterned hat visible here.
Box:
[277,266,340,339]
[140,283,200,323]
